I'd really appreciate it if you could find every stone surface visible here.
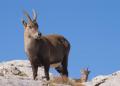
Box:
[0,60,120,86]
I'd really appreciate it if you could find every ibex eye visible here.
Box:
[29,26,32,29]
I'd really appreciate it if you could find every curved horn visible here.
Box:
[24,11,32,23]
[32,9,37,21]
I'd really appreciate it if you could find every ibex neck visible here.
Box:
[24,32,34,53]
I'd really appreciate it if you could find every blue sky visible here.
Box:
[0,0,120,79]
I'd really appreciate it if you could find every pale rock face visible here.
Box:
[85,71,120,86]
[0,60,52,86]
[0,60,120,86]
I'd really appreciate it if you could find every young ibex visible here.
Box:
[75,68,90,83]
[21,10,70,80]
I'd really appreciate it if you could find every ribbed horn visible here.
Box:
[32,9,37,21]
[24,11,32,23]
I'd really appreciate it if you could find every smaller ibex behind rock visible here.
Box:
[21,10,70,81]
[75,68,90,83]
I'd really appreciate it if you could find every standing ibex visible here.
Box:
[21,10,70,80]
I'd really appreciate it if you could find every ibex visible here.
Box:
[75,68,90,83]
[21,10,70,80]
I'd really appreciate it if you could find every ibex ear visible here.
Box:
[21,19,27,28]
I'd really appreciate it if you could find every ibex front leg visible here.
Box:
[31,64,38,80]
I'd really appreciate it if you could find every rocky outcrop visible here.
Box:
[0,60,50,86]
[85,71,120,86]
[0,60,120,86]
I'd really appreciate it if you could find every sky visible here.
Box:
[0,0,120,79]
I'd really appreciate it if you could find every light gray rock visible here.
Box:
[0,60,52,86]
[0,60,120,86]
[85,71,120,86]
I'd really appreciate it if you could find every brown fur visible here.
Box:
[22,10,70,80]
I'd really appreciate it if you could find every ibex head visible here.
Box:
[81,68,90,75]
[22,10,41,39]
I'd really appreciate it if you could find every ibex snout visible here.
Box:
[34,32,42,39]
[33,31,39,39]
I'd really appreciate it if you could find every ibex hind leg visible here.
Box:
[59,54,69,83]
[61,54,69,77]
[61,38,70,77]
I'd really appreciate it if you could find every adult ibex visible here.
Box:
[21,10,70,80]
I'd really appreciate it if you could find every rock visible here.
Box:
[0,60,120,86]
[85,71,120,86]
[0,60,51,86]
